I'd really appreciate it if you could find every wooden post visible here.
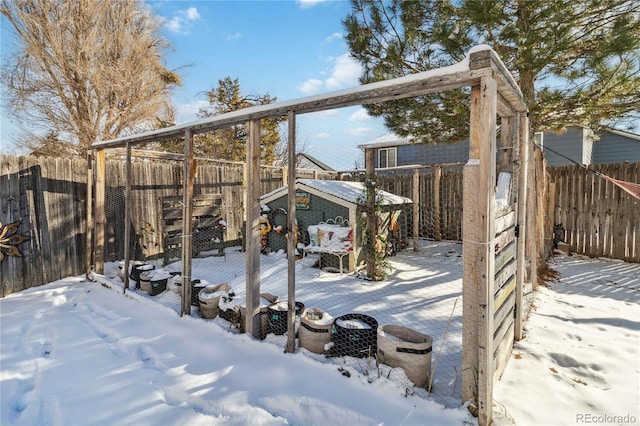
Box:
[434,165,442,241]
[462,77,497,426]
[515,112,528,341]
[526,144,538,291]
[123,142,132,291]
[245,119,262,337]
[181,130,195,316]
[412,167,420,251]
[85,152,94,279]
[286,111,297,353]
[94,149,106,275]
[365,148,377,280]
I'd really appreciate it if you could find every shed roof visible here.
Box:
[261,179,412,207]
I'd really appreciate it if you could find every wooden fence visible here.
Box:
[0,155,87,296]
[549,162,639,262]
[343,166,464,241]
[3,153,637,297]
[0,154,338,296]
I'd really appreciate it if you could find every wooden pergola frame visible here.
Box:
[88,46,531,425]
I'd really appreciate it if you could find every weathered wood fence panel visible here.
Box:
[0,154,340,296]
[104,159,251,262]
[375,168,463,241]
[493,209,517,381]
[0,155,87,296]
[4,154,636,296]
[549,162,639,262]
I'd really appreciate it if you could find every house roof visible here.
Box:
[297,153,335,171]
[261,179,413,207]
[357,134,413,150]
[602,127,640,142]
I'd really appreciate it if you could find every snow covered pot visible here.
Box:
[377,325,433,389]
[139,269,171,296]
[330,313,378,358]
[266,300,305,335]
[198,283,231,319]
[299,308,333,354]
[130,263,154,288]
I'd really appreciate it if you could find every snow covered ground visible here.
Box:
[1,242,638,425]
[494,254,640,426]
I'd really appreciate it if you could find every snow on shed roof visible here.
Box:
[261,179,413,207]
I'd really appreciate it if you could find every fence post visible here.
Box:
[181,130,195,316]
[365,148,377,279]
[286,111,297,353]
[434,165,442,241]
[245,119,262,338]
[94,149,106,275]
[515,112,529,340]
[462,77,497,426]
[123,142,132,291]
[413,167,420,251]
[85,152,94,279]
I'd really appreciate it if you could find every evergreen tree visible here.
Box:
[193,77,284,164]
[344,0,640,142]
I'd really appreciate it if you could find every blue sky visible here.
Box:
[0,0,390,169]
[150,0,391,169]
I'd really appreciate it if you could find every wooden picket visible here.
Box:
[549,162,639,262]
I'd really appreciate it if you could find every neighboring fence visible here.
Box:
[342,166,464,242]
[0,154,337,296]
[549,162,639,262]
[5,153,635,298]
[0,155,87,296]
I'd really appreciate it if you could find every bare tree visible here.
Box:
[272,123,312,168]
[1,0,181,156]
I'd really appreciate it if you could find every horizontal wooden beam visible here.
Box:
[91,70,493,150]
[91,47,525,151]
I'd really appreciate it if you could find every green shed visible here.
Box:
[260,179,412,272]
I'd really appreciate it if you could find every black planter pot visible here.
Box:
[191,280,208,306]
[266,301,305,335]
[130,264,154,289]
[330,313,378,358]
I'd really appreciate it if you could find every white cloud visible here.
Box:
[227,32,242,41]
[325,54,361,89]
[175,100,210,123]
[160,7,201,34]
[348,127,372,136]
[315,132,331,139]
[296,0,331,9]
[324,32,343,43]
[297,53,362,95]
[349,108,371,121]
[185,7,200,20]
[297,79,323,95]
[313,109,341,119]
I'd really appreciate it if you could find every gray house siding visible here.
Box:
[363,126,639,169]
[397,141,469,166]
[592,131,640,164]
[542,127,590,166]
